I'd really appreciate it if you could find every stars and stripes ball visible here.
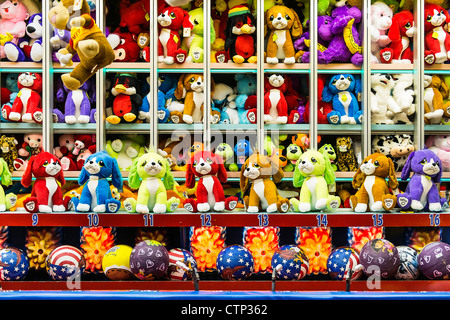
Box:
[102,245,134,280]
[216,245,254,280]
[271,244,309,280]
[130,240,169,280]
[46,245,85,281]
[418,241,450,280]
[359,239,400,279]
[0,247,29,280]
[168,248,197,281]
[327,246,362,280]
[395,246,420,280]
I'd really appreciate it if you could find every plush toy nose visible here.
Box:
[115,84,127,92]
[241,24,252,34]
[151,162,156,166]
[27,26,36,33]
[291,149,297,154]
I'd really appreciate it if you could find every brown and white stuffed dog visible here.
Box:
[349,152,398,212]
[264,5,303,65]
[174,73,221,124]
[240,153,290,213]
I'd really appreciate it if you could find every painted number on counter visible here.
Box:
[87,213,99,227]
[258,214,269,227]
[316,214,328,227]
[429,213,441,227]
[143,214,154,227]
[31,213,38,226]
[201,214,212,227]
[372,214,383,227]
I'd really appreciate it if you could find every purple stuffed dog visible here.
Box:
[397,148,448,212]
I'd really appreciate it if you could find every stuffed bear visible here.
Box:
[0,0,30,59]
[105,73,143,124]
[53,134,75,159]
[234,73,257,124]
[48,0,115,91]
[15,133,43,171]
[370,1,394,63]
[60,134,95,171]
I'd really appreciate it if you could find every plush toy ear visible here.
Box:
[444,7,450,24]
[55,158,66,186]
[239,158,250,193]
[21,156,35,188]
[0,158,12,187]
[270,158,284,183]
[174,74,186,100]
[387,157,399,190]
[353,75,362,97]
[163,158,175,190]
[182,10,194,29]
[292,162,305,187]
[110,157,123,192]
[387,14,401,42]
[400,151,414,181]
[290,8,303,39]
[185,160,196,189]
[433,156,443,183]
[323,156,336,185]
[440,75,450,97]
[127,157,141,189]
[352,166,365,189]
[321,82,333,102]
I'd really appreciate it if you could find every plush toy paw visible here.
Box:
[424,50,435,65]
[93,204,106,212]
[123,113,137,122]
[4,42,25,62]
[247,206,259,213]
[56,49,73,67]
[77,39,100,59]
[123,198,136,213]
[267,203,278,213]
[170,111,183,124]
[298,202,311,213]
[225,197,238,211]
[266,57,278,64]
[316,198,328,210]
[183,199,197,213]
[24,197,39,213]
[396,193,411,209]
[246,109,257,124]
[327,111,341,124]
[382,195,396,211]
[61,73,81,91]
[232,55,245,64]
[53,205,66,212]
[33,111,43,123]
[276,116,288,124]
[77,203,91,212]
[106,199,121,213]
[277,199,290,213]
[30,41,43,62]
[327,197,340,211]
[106,115,121,124]
[214,201,225,212]
[5,193,17,210]
[429,202,442,212]
[8,111,21,122]
[215,51,227,63]
[370,201,383,212]
[264,114,273,123]
[288,110,300,124]
[136,203,149,214]
[174,49,187,64]
[284,57,295,65]
[197,202,210,212]
[153,203,166,213]
[380,48,393,64]
[167,197,180,212]
[410,199,424,211]
[0,204,5,212]
[183,114,194,124]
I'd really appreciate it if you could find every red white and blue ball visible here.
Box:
[360,239,400,279]
[395,246,419,280]
[271,244,309,280]
[46,245,85,281]
[168,248,197,281]
[216,245,254,280]
[130,240,169,280]
[0,247,29,280]
[327,246,362,280]
[418,241,450,280]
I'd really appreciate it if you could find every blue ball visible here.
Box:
[395,246,419,280]
[327,247,362,280]
[0,248,29,280]
[216,245,254,280]
[271,245,309,280]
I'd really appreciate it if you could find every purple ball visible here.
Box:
[129,240,169,280]
[418,241,450,280]
[359,239,400,279]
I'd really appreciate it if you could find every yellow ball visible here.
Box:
[102,245,134,280]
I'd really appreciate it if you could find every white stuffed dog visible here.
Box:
[370,73,402,124]
[370,1,394,63]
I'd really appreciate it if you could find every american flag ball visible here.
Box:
[0,247,29,281]
[46,245,85,281]
[360,239,400,279]
[395,246,419,280]
[271,245,309,280]
[216,245,254,280]
[102,245,134,280]
[418,241,450,280]
[168,248,197,281]
[130,240,169,280]
[327,246,362,280]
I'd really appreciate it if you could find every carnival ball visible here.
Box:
[46,245,85,281]
[216,245,254,280]
[129,240,169,280]
[395,246,419,280]
[271,244,309,280]
[327,246,362,280]
[0,247,29,280]
[102,245,134,280]
[418,241,450,280]
[359,239,400,279]
[168,248,197,281]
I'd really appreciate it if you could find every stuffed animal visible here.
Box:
[0,158,16,212]
[151,74,178,123]
[4,13,43,63]
[425,135,450,171]
[21,152,71,213]
[183,151,238,212]
[349,152,398,212]
[2,72,42,124]
[0,135,19,173]
[284,143,302,172]
[106,136,146,171]
[370,73,402,124]
[319,144,337,171]
[424,3,450,65]
[0,0,29,59]
[157,6,192,64]
[60,134,95,171]
[371,134,414,171]
[105,73,143,124]
[48,0,115,91]
[70,151,122,213]
[391,73,415,124]
[304,74,332,124]
[17,133,43,170]
[379,10,415,64]
[224,5,257,64]
[234,73,257,124]
[215,142,238,171]
[396,148,448,212]
[174,73,220,124]
[235,138,253,170]
[423,75,450,124]
[265,5,303,64]
[54,76,96,124]
[290,150,340,212]
[335,136,358,172]
[119,0,151,36]
[322,74,362,125]
[240,153,290,213]
[123,151,180,214]
[213,83,239,124]
[53,134,75,160]
[264,74,288,124]
[107,29,141,62]
[370,1,394,63]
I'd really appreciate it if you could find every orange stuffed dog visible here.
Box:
[240,153,290,213]
[349,152,398,212]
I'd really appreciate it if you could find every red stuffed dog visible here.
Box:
[157,6,193,64]
[183,151,237,212]
[21,152,71,213]
[424,4,450,65]
[264,74,288,124]
[380,11,415,64]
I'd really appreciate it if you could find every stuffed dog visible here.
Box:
[424,3,450,65]
[290,150,340,212]
[21,152,71,213]
[397,148,447,212]
[265,5,303,65]
[183,151,238,212]
[370,73,402,124]
[240,153,290,213]
[123,151,180,214]
[350,153,398,212]
[71,151,122,213]
[0,158,17,212]
[264,74,288,124]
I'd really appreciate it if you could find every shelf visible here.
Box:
[158,123,204,133]
[264,63,310,73]
[425,125,450,133]
[318,124,362,134]
[371,124,415,133]
[264,124,309,133]
[105,122,150,133]
[371,63,414,73]
[0,122,42,133]
[0,62,43,71]
[53,123,97,133]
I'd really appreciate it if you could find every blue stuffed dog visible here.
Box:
[71,151,123,213]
